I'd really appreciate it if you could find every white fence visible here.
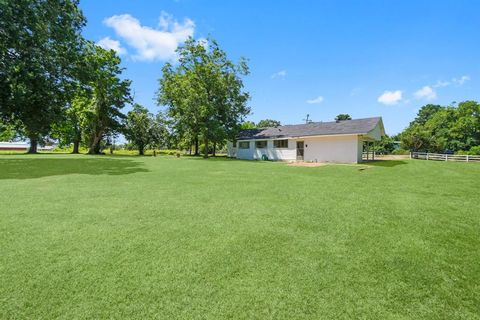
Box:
[411,152,480,162]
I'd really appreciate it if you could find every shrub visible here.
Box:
[392,148,409,155]
[456,146,480,155]
[469,146,480,155]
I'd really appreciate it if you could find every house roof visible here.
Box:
[237,117,384,140]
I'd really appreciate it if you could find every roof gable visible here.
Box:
[238,117,383,140]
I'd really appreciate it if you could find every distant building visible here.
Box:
[0,142,56,151]
[0,142,29,151]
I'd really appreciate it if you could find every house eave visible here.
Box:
[236,133,364,141]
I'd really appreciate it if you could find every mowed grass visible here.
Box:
[0,155,479,319]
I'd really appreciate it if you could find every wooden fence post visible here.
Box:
[467,155,469,162]
[426,153,429,160]
[445,154,448,161]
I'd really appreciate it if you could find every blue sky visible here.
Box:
[80,0,479,135]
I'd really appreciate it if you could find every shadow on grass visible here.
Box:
[364,160,408,167]
[0,157,149,180]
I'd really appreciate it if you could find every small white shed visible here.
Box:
[228,117,385,163]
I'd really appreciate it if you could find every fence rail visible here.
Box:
[411,152,480,162]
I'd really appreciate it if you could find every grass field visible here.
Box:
[1,154,479,319]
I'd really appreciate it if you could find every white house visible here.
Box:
[227,117,385,163]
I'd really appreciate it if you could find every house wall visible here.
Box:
[303,135,361,163]
[357,138,364,163]
[227,141,236,157]
[233,139,296,160]
[365,122,383,140]
[233,135,365,163]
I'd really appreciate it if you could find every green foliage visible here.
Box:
[158,37,250,157]
[409,104,443,126]
[240,119,281,129]
[0,119,22,141]
[392,148,409,155]
[335,114,352,121]
[469,146,480,155]
[0,0,86,152]
[82,44,132,154]
[125,104,166,155]
[373,134,395,154]
[240,121,256,129]
[400,101,480,152]
[457,146,480,155]
[51,90,92,152]
[256,119,281,128]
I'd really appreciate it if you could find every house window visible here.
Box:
[238,141,250,149]
[255,140,267,148]
[274,139,288,148]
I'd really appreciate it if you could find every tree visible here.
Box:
[400,124,433,152]
[409,104,442,126]
[240,121,256,129]
[150,112,168,150]
[51,89,91,153]
[0,0,86,153]
[158,37,250,158]
[400,102,480,153]
[335,114,352,121]
[257,119,281,128]
[450,101,480,151]
[373,134,395,154]
[83,44,131,154]
[125,104,155,155]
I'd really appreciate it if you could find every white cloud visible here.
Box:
[415,75,470,100]
[97,37,127,55]
[103,12,195,61]
[271,70,286,79]
[414,85,437,100]
[377,90,402,105]
[452,75,470,86]
[433,80,450,88]
[306,96,324,104]
[431,75,470,88]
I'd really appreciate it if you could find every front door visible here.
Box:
[296,141,304,160]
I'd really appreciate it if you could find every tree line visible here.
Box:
[0,0,250,157]
[400,101,480,154]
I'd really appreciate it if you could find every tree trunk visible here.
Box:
[212,142,216,157]
[72,128,81,154]
[28,136,38,154]
[88,130,103,154]
[72,140,80,154]
[203,137,209,158]
[139,144,144,156]
[194,136,199,156]
[88,140,101,154]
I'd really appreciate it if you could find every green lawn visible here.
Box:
[1,155,479,319]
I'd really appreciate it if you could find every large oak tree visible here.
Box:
[0,0,86,153]
[82,44,131,154]
[157,37,250,158]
